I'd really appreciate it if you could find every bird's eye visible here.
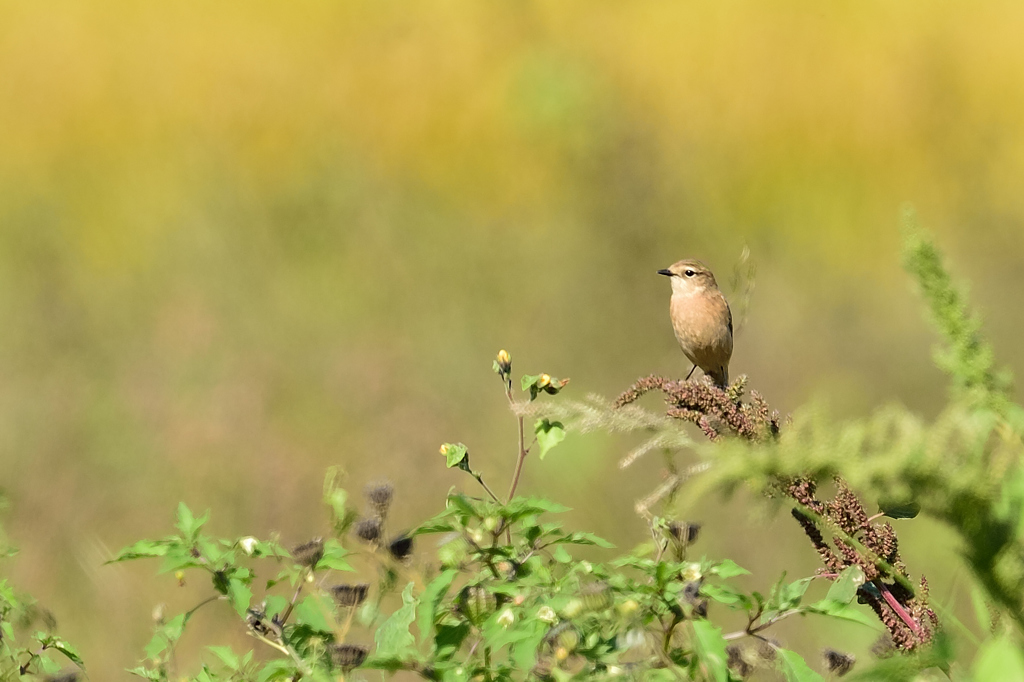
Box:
[684,270,695,277]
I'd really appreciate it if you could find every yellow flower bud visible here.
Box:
[497,349,511,372]
[537,374,551,389]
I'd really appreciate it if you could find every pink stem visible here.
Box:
[876,581,922,638]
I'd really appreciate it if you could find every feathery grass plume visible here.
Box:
[901,205,1012,408]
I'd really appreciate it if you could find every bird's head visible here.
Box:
[657,259,719,295]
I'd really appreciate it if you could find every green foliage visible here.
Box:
[9,227,1024,679]
[0,519,85,679]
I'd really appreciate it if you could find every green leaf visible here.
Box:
[319,539,353,572]
[375,582,418,657]
[107,538,175,563]
[825,565,865,605]
[175,502,210,541]
[417,569,457,644]
[228,578,253,617]
[701,584,751,609]
[560,531,614,548]
[48,638,82,663]
[257,659,297,682]
[294,594,333,632]
[710,559,750,579]
[806,600,881,629]
[521,374,542,391]
[440,443,471,473]
[534,419,566,460]
[777,649,825,682]
[691,620,729,682]
[974,635,1024,681]
[208,646,240,670]
[970,581,994,633]
[878,499,921,520]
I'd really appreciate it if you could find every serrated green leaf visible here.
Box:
[257,659,297,682]
[691,620,729,682]
[295,594,333,632]
[417,569,457,644]
[711,559,750,579]
[521,374,542,391]
[777,649,825,682]
[375,582,418,657]
[51,638,83,667]
[319,539,353,572]
[440,443,470,472]
[826,565,865,605]
[107,538,176,563]
[208,645,240,670]
[560,531,614,548]
[534,419,566,460]
[806,599,882,629]
[228,578,252,617]
[701,583,751,609]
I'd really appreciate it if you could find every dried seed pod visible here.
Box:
[726,644,754,678]
[823,649,855,676]
[388,534,413,561]
[364,482,394,519]
[291,538,324,568]
[329,583,370,608]
[458,585,497,625]
[330,643,369,670]
[354,517,382,543]
[669,521,701,545]
[682,580,702,604]
[580,582,611,612]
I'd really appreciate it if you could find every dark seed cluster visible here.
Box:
[291,538,324,568]
[330,643,368,670]
[329,583,369,608]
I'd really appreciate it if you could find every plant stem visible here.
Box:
[279,567,310,626]
[506,412,529,502]
[474,473,501,503]
[876,580,922,638]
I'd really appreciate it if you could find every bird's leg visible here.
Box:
[685,365,697,381]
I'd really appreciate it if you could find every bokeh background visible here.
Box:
[2,0,1024,678]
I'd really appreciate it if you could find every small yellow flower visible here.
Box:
[537,374,551,389]
[496,349,511,373]
[682,562,702,582]
[439,444,449,455]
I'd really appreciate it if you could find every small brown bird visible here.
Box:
[658,259,733,386]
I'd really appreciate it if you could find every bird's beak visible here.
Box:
[657,269,674,277]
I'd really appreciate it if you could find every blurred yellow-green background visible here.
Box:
[2,0,1024,678]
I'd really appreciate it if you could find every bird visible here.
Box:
[658,259,733,387]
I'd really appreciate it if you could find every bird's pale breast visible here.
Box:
[670,290,733,376]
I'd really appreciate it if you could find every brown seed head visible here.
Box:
[330,643,368,670]
[291,539,324,568]
[329,583,370,608]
